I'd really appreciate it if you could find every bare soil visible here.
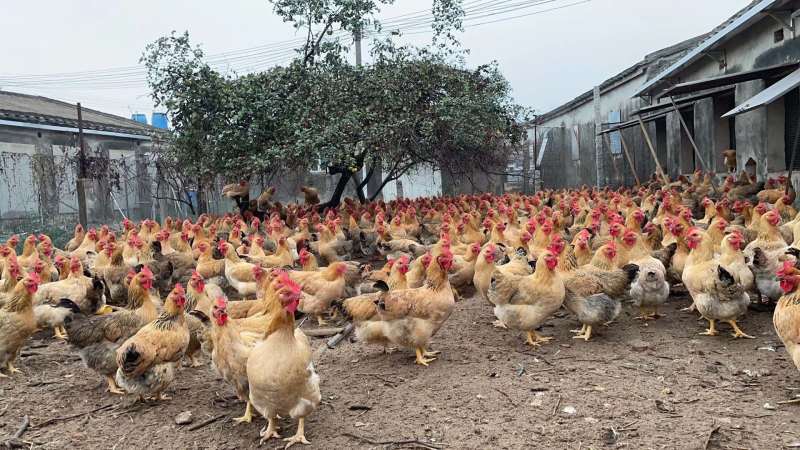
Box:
[1,293,799,450]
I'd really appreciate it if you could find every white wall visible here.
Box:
[0,143,38,219]
[382,165,442,201]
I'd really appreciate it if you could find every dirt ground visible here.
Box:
[1,292,799,450]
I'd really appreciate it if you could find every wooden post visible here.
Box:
[637,116,668,184]
[76,103,88,227]
[617,130,641,186]
[668,96,709,170]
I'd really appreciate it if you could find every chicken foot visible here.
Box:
[315,315,330,326]
[699,319,718,336]
[727,320,755,339]
[283,418,311,448]
[6,361,20,374]
[414,348,436,366]
[681,302,697,313]
[635,307,661,321]
[492,319,508,329]
[525,330,554,347]
[233,402,255,424]
[570,324,587,334]
[53,326,68,340]
[572,325,593,341]
[259,417,281,445]
[105,375,125,395]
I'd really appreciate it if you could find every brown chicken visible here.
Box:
[0,273,41,377]
[66,268,159,394]
[488,250,565,347]
[342,248,456,366]
[292,262,348,325]
[219,241,259,296]
[247,273,321,447]
[115,283,191,401]
[774,261,800,402]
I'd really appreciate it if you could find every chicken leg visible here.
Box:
[492,319,507,329]
[315,315,329,326]
[635,307,658,321]
[727,320,754,339]
[259,417,281,445]
[283,418,311,448]
[699,319,718,336]
[106,375,125,395]
[53,326,68,340]
[414,348,436,366]
[234,402,254,424]
[570,324,587,334]
[525,330,554,347]
[6,361,20,374]
[572,325,593,341]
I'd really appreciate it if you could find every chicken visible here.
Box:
[208,295,273,423]
[65,268,159,394]
[34,298,81,338]
[0,273,41,377]
[65,224,86,252]
[247,273,321,447]
[300,186,320,205]
[34,256,111,318]
[448,242,481,292]
[774,261,800,385]
[629,258,670,320]
[342,248,456,366]
[115,284,191,401]
[682,226,752,337]
[488,250,565,347]
[561,243,637,341]
[719,231,754,292]
[292,262,348,325]
[722,149,737,173]
[219,241,259,296]
[248,237,294,268]
[473,243,501,304]
[222,180,250,199]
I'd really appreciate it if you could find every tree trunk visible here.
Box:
[319,171,352,211]
[353,166,374,204]
[196,178,207,215]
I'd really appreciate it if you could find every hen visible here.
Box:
[488,250,565,347]
[0,273,40,377]
[247,273,321,447]
[342,248,456,366]
[115,284,191,401]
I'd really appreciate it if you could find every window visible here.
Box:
[775,29,785,43]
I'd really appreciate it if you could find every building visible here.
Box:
[534,0,800,188]
[0,90,162,229]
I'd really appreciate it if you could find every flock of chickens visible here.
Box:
[1,170,800,447]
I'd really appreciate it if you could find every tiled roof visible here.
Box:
[0,90,158,137]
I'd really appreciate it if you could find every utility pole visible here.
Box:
[355,25,382,200]
[76,103,88,227]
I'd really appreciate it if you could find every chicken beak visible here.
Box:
[95,304,114,315]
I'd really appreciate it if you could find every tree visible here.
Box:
[142,0,529,210]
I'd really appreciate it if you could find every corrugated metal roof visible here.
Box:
[722,67,800,117]
[633,0,781,97]
[0,90,158,137]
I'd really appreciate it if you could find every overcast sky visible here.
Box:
[0,0,751,119]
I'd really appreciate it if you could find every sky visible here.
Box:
[0,0,752,119]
